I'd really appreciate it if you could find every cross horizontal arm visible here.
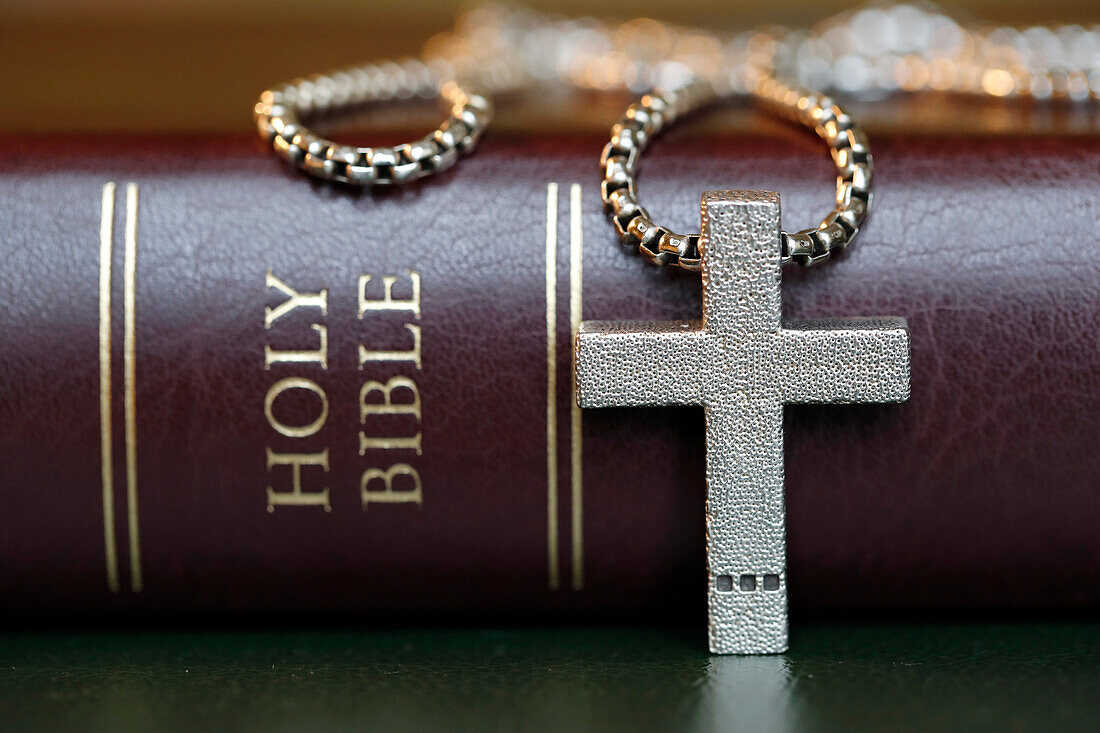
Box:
[778,317,910,404]
[574,321,710,408]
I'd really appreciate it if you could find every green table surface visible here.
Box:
[2,623,1098,732]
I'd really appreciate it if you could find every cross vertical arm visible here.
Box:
[574,322,710,408]
[778,317,911,404]
[705,397,789,654]
[700,190,783,336]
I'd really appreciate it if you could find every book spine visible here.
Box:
[2,134,1100,614]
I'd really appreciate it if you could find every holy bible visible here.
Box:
[1,133,1098,616]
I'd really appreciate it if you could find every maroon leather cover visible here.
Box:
[2,133,1099,616]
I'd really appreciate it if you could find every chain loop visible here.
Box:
[254,61,491,185]
[600,76,873,269]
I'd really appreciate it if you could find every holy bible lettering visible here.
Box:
[264,271,332,511]
[357,271,424,509]
[262,269,424,513]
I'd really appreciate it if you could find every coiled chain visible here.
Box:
[254,62,491,186]
[256,2,1099,268]
[600,76,872,269]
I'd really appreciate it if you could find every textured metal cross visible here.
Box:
[575,190,910,654]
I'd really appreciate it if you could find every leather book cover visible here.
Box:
[1,132,1098,616]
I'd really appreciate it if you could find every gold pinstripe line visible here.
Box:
[123,182,143,593]
[546,182,560,590]
[99,182,120,594]
[569,183,584,591]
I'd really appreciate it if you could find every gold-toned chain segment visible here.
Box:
[252,1,1099,240]
[600,76,872,270]
[253,61,491,185]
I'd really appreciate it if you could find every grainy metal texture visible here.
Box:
[575,191,911,654]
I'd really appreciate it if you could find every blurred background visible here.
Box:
[4,0,1099,134]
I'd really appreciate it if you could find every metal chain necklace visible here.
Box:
[254,2,1097,654]
[597,77,869,269]
[255,2,1100,258]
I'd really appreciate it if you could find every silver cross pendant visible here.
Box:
[575,191,911,654]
